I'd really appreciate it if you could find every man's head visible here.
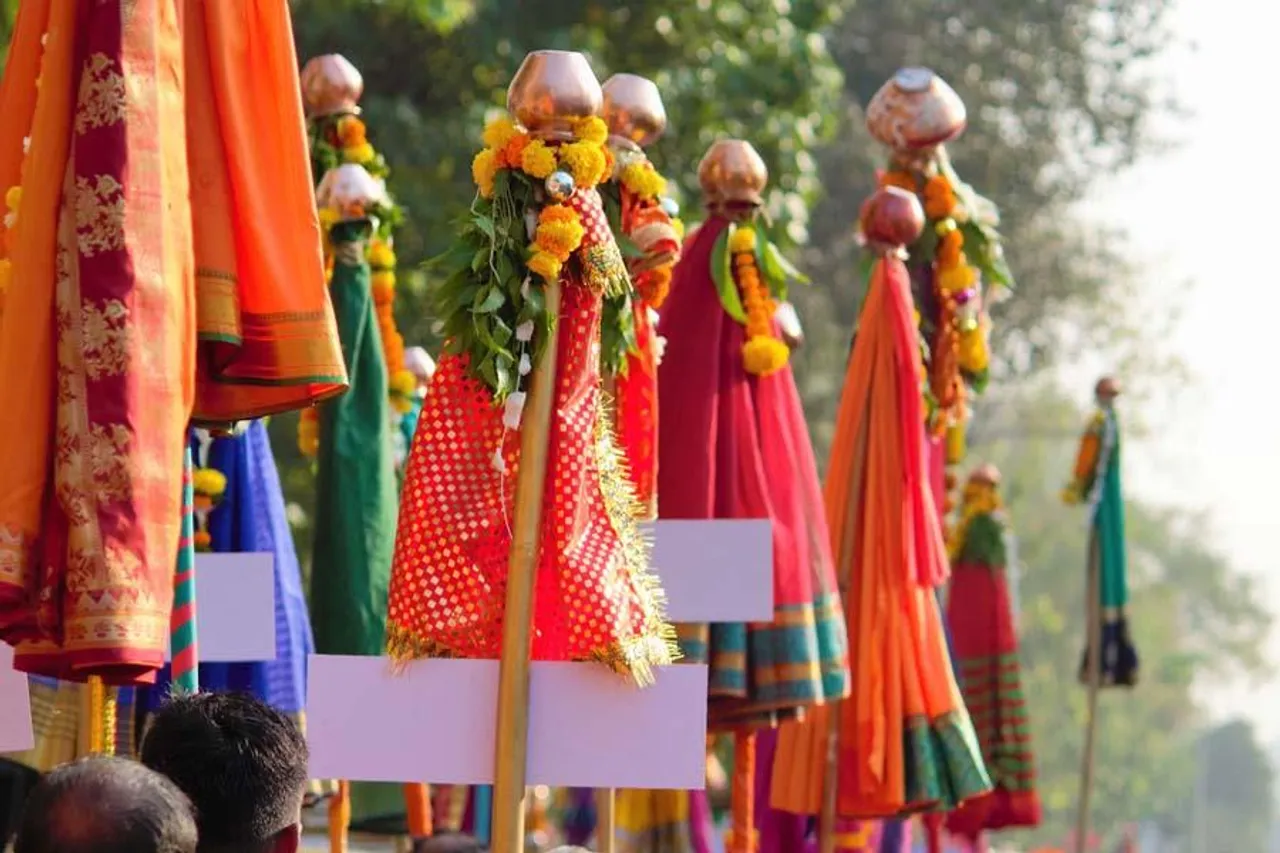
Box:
[15,755,197,853]
[140,692,308,853]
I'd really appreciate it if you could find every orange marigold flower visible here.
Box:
[879,170,917,193]
[936,228,964,268]
[502,133,531,169]
[923,175,956,219]
[337,116,367,147]
[539,204,578,225]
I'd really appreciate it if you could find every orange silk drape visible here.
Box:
[187,0,346,424]
[771,256,983,818]
[0,0,345,682]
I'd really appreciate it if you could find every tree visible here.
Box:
[1187,720,1275,853]
[784,0,1182,460]
[964,384,1271,848]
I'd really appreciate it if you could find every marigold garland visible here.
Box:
[429,113,620,402]
[191,466,227,553]
[302,104,413,458]
[875,162,1010,441]
[732,226,789,376]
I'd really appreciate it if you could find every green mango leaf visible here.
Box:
[473,285,505,314]
[762,238,810,287]
[710,225,747,324]
[473,214,496,241]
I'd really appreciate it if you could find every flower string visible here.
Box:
[471,114,611,291]
[731,225,789,377]
[301,111,413,459]
[190,433,226,554]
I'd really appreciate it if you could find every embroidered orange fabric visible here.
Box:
[0,0,187,683]
[386,188,675,683]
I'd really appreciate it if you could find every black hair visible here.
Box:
[140,692,308,853]
[15,755,197,853]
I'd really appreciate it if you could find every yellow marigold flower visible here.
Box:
[534,219,586,262]
[368,240,396,270]
[344,142,376,166]
[389,368,418,399]
[671,217,685,241]
[482,116,520,151]
[573,116,609,145]
[192,468,228,498]
[957,328,989,373]
[728,225,757,255]
[472,148,499,198]
[527,251,562,282]
[742,335,790,376]
[557,141,608,188]
[620,162,666,199]
[521,139,558,179]
[4,186,20,214]
[937,262,976,293]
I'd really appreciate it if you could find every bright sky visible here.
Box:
[1090,0,1278,736]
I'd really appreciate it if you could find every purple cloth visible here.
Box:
[753,728,810,853]
[688,790,715,853]
[880,819,911,853]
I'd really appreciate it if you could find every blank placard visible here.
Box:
[646,519,773,622]
[307,656,708,789]
[165,553,275,662]
[0,644,32,752]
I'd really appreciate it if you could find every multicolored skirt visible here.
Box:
[657,217,849,728]
[944,563,1041,836]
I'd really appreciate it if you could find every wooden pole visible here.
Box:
[1074,536,1102,853]
[595,788,617,853]
[490,279,562,853]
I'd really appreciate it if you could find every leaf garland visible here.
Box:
[708,218,807,323]
[428,168,550,403]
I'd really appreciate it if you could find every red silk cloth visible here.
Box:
[656,216,848,723]
[386,189,672,680]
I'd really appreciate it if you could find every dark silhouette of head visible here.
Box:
[15,755,197,853]
[140,692,308,853]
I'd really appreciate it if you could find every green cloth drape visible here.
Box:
[307,220,403,825]
[1094,409,1128,610]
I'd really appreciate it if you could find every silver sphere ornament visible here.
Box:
[545,170,576,202]
[659,196,680,217]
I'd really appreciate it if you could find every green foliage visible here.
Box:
[784,0,1180,461]
[967,387,1271,846]
[429,169,548,400]
[290,0,846,355]
[1190,720,1275,850]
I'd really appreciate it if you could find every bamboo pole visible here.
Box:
[490,279,562,853]
[1074,536,1102,853]
[595,788,617,853]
